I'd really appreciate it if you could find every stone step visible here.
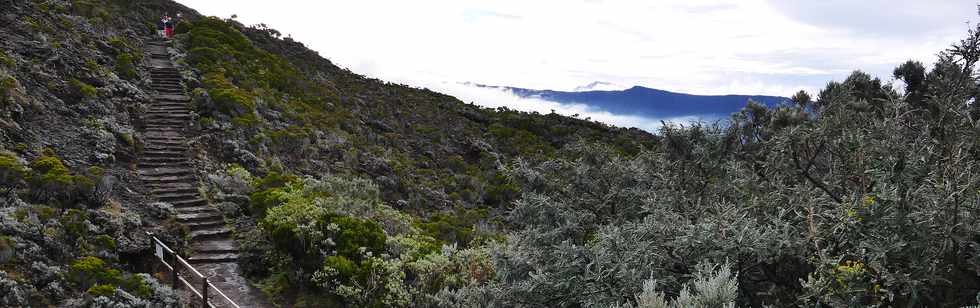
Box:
[191,240,238,254]
[144,118,188,124]
[139,156,186,163]
[141,175,196,184]
[186,219,226,230]
[141,148,188,155]
[154,191,200,201]
[152,86,182,91]
[175,205,217,214]
[172,198,207,208]
[142,150,186,157]
[177,211,223,223]
[147,109,191,114]
[155,90,185,95]
[143,129,183,134]
[148,105,191,110]
[142,143,188,150]
[139,164,191,172]
[142,141,185,148]
[151,186,198,195]
[144,121,188,127]
[144,123,184,129]
[144,112,191,118]
[189,227,232,241]
[152,84,183,88]
[138,161,190,169]
[142,140,186,147]
[146,182,196,191]
[144,131,187,135]
[153,94,191,101]
[187,252,239,264]
[145,114,189,120]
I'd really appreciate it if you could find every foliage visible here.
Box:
[241,174,492,306]
[0,75,15,103]
[69,256,153,299]
[69,78,97,100]
[247,171,297,216]
[0,152,27,192]
[114,53,137,80]
[27,150,95,206]
[618,262,738,308]
[0,50,14,67]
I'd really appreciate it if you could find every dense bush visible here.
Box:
[27,150,94,205]
[238,175,492,307]
[114,53,137,80]
[247,171,297,216]
[69,256,152,299]
[69,78,97,100]
[0,152,27,193]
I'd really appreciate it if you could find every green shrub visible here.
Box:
[0,152,26,191]
[107,36,130,52]
[330,215,386,258]
[0,236,14,263]
[60,209,89,239]
[119,274,153,298]
[70,256,153,298]
[92,234,116,250]
[0,50,14,67]
[0,75,16,102]
[29,151,76,203]
[248,186,289,217]
[417,213,475,246]
[86,284,116,296]
[69,256,121,288]
[69,79,97,99]
[248,171,298,216]
[115,53,137,80]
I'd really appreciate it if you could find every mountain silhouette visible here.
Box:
[473,84,790,119]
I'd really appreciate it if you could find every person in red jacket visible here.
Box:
[164,15,173,39]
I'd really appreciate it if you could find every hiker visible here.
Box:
[164,15,173,39]
[170,12,183,35]
[157,15,166,38]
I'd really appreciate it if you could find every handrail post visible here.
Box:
[170,249,179,289]
[202,277,209,308]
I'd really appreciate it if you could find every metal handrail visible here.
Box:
[147,232,241,308]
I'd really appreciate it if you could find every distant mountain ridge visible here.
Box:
[472,83,791,119]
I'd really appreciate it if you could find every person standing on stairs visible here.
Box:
[157,15,166,38]
[164,15,174,39]
[174,12,183,33]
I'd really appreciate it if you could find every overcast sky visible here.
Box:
[174,0,978,130]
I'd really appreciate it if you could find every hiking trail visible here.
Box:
[140,40,268,308]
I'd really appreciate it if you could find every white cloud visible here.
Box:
[409,80,709,133]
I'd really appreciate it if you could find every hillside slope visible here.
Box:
[0,0,657,306]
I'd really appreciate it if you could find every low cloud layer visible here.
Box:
[410,80,714,133]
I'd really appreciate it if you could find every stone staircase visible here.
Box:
[141,40,268,307]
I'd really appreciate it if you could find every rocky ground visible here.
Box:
[0,1,197,306]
